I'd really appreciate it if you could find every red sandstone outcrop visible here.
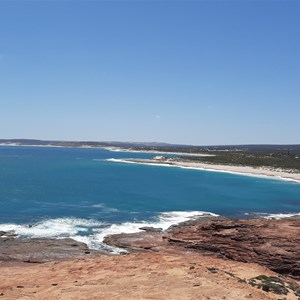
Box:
[1,218,300,299]
[104,218,300,280]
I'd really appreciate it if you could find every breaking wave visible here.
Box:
[0,211,218,254]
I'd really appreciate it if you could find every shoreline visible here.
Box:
[102,146,215,157]
[1,217,300,300]
[0,143,214,157]
[1,210,300,256]
[107,158,300,183]
[2,144,299,178]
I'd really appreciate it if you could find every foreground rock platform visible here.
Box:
[1,252,298,300]
[1,218,300,299]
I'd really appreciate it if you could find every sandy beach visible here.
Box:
[109,158,300,183]
[103,146,216,157]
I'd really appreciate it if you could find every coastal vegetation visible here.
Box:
[127,144,300,172]
[177,150,300,172]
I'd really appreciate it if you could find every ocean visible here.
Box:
[0,146,299,252]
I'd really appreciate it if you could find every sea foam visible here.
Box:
[263,212,300,219]
[0,211,218,253]
[90,211,218,251]
[0,218,106,238]
[1,210,298,254]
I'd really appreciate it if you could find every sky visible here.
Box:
[0,0,299,146]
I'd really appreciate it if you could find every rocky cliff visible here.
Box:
[104,217,300,280]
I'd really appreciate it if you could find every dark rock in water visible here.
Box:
[104,232,167,252]
[0,231,6,237]
[0,237,100,263]
[139,227,163,232]
[4,232,18,237]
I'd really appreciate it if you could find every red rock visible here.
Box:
[104,218,300,279]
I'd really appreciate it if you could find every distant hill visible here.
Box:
[0,139,300,152]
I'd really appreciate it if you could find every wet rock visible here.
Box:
[139,227,163,232]
[104,231,166,252]
[0,237,100,263]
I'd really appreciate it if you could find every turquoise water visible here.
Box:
[0,146,299,251]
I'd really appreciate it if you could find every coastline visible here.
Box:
[1,217,300,300]
[1,143,299,180]
[107,158,300,183]
[0,143,214,157]
[102,146,215,157]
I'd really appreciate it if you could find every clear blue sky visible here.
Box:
[0,1,299,145]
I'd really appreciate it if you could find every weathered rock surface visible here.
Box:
[104,231,167,252]
[1,219,300,299]
[1,218,299,280]
[104,218,300,279]
[139,226,163,232]
[0,252,287,300]
[0,235,99,263]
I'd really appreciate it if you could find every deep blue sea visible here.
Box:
[0,146,299,252]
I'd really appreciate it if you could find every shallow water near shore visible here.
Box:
[0,146,300,252]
